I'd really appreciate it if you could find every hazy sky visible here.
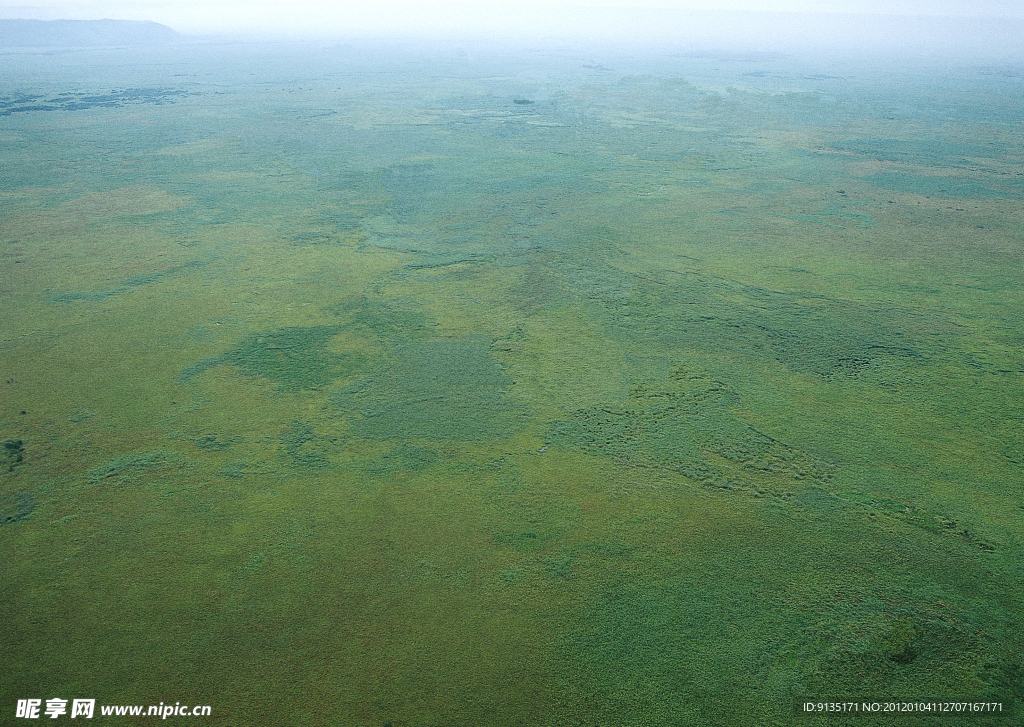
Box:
[1,0,1021,39]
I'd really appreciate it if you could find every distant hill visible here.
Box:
[0,19,179,48]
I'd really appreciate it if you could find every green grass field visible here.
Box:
[2,40,1022,725]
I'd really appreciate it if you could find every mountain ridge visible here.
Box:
[0,19,179,48]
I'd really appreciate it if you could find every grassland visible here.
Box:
[1,41,1022,725]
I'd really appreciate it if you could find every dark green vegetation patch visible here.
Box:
[0,88,191,117]
[222,326,356,392]
[179,325,360,391]
[548,367,832,491]
[330,298,434,345]
[0,491,34,525]
[179,301,434,391]
[3,438,25,472]
[367,442,441,473]
[604,273,932,379]
[334,335,528,441]
[280,420,335,469]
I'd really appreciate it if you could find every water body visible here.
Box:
[1,37,1022,726]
